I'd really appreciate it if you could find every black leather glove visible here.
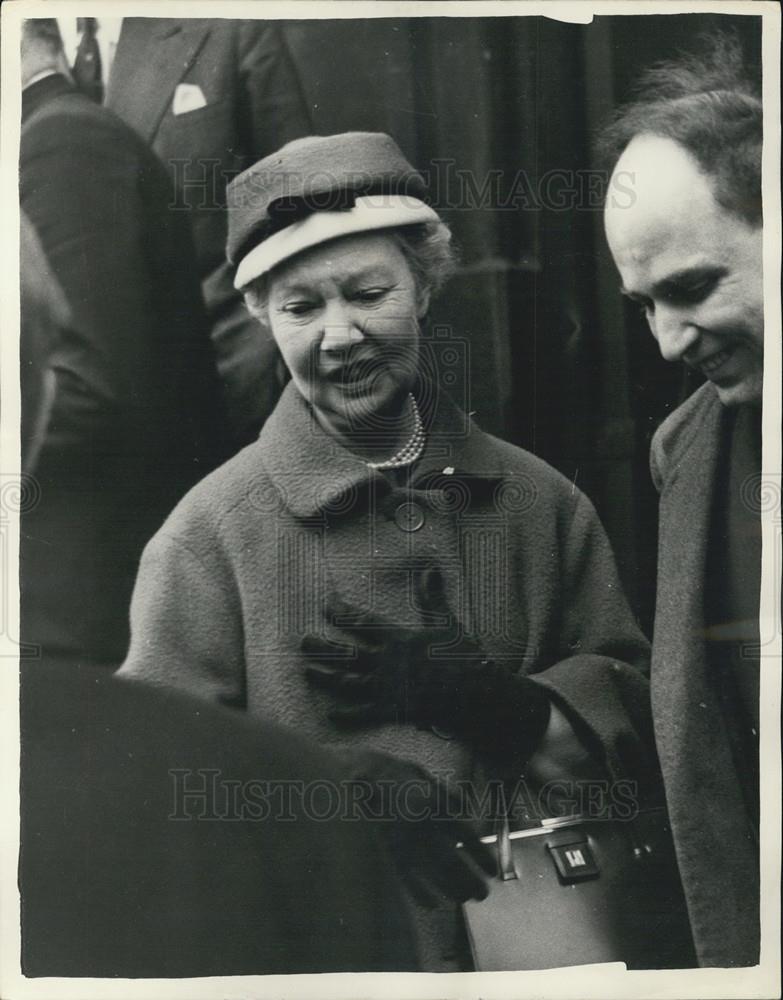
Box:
[343,749,495,908]
[303,569,552,763]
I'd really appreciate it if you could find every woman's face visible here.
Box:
[267,231,430,441]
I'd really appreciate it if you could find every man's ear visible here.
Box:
[416,285,431,318]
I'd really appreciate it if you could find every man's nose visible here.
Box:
[652,305,701,362]
[319,301,365,351]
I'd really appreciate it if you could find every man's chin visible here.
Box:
[712,375,763,408]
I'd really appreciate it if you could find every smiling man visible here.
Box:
[606,135,763,407]
[601,35,763,967]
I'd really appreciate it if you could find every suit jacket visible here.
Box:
[20,74,227,666]
[650,382,760,967]
[106,18,313,445]
[20,662,419,975]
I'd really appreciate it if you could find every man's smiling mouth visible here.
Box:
[698,347,734,377]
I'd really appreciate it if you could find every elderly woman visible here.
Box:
[120,133,653,971]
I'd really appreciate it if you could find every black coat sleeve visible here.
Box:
[20,112,168,460]
[531,491,657,787]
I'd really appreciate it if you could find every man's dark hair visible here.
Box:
[597,32,762,224]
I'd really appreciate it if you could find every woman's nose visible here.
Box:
[319,301,365,351]
[652,305,701,362]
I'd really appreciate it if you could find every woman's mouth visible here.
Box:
[337,374,377,395]
[322,357,387,388]
[322,367,379,395]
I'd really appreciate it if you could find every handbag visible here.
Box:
[462,807,696,970]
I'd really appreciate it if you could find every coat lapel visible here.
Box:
[652,395,721,746]
[105,18,210,142]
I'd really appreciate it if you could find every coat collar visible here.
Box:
[258,381,504,518]
[22,73,75,123]
[105,18,210,141]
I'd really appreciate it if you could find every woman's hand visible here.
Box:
[302,621,479,727]
[305,639,551,761]
[302,570,552,763]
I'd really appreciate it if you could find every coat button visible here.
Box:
[394,501,424,532]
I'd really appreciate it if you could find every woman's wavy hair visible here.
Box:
[243,219,458,325]
[597,32,762,225]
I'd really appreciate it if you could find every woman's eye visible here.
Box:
[282,301,317,316]
[352,287,389,304]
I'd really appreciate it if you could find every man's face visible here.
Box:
[605,134,763,407]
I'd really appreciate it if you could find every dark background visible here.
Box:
[281,12,762,632]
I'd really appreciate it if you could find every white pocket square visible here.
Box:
[172,83,207,116]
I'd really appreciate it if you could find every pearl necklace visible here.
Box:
[366,394,426,470]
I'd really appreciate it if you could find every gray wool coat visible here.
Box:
[120,381,653,970]
[650,382,760,968]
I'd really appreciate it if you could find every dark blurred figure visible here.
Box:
[20,662,419,976]
[19,214,67,476]
[19,19,227,669]
[104,18,313,447]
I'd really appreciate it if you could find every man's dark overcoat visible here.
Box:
[20,74,226,665]
[650,382,760,967]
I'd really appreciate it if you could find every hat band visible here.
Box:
[234,194,439,289]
